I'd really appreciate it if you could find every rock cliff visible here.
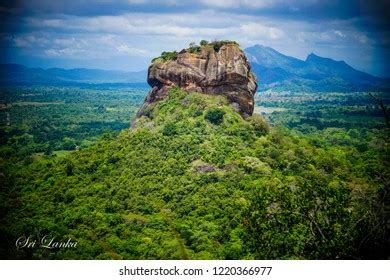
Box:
[136,42,258,119]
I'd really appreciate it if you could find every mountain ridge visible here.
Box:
[245,45,389,91]
[0,63,148,85]
[1,45,389,91]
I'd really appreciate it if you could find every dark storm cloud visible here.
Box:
[0,0,199,16]
[0,0,389,77]
[1,0,387,21]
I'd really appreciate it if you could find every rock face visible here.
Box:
[136,43,258,119]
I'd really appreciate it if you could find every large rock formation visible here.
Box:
[136,43,257,119]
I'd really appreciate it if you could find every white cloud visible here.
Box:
[25,13,238,38]
[116,43,151,56]
[12,32,153,59]
[334,30,346,38]
[239,0,275,8]
[199,0,318,9]
[13,35,49,48]
[12,8,380,72]
[199,0,240,8]
[45,48,88,58]
[127,0,146,4]
[240,23,284,40]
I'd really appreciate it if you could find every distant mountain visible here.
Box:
[245,45,390,92]
[2,45,389,92]
[0,64,148,86]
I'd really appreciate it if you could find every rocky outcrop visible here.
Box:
[136,43,257,119]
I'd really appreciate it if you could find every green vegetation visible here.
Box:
[248,114,270,136]
[186,40,240,53]
[151,40,239,62]
[0,87,388,259]
[255,91,390,141]
[151,51,178,63]
[0,86,146,158]
[205,108,225,125]
[188,43,201,54]
[210,40,239,52]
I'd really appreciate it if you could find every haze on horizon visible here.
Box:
[1,0,389,78]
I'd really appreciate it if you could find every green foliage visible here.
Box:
[151,40,240,61]
[187,42,201,54]
[211,40,238,52]
[0,86,388,260]
[0,86,146,158]
[65,162,74,176]
[194,40,239,52]
[244,178,355,259]
[161,123,178,136]
[151,51,178,63]
[188,46,201,54]
[205,108,225,125]
[248,114,270,136]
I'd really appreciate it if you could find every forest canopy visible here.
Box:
[0,87,388,259]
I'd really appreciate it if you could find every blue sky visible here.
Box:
[1,0,389,77]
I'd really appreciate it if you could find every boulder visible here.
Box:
[136,43,258,119]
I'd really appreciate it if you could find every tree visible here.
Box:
[65,162,74,176]
[205,108,225,125]
[162,123,178,136]
[43,145,53,156]
[369,93,390,128]
[248,114,270,136]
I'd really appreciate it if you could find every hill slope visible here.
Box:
[0,64,147,85]
[245,45,390,92]
[1,88,387,259]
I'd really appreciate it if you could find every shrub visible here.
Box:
[151,40,239,62]
[248,114,270,136]
[151,51,178,63]
[65,162,74,176]
[205,108,225,125]
[211,40,238,52]
[161,51,178,61]
[188,46,201,54]
[162,123,178,136]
